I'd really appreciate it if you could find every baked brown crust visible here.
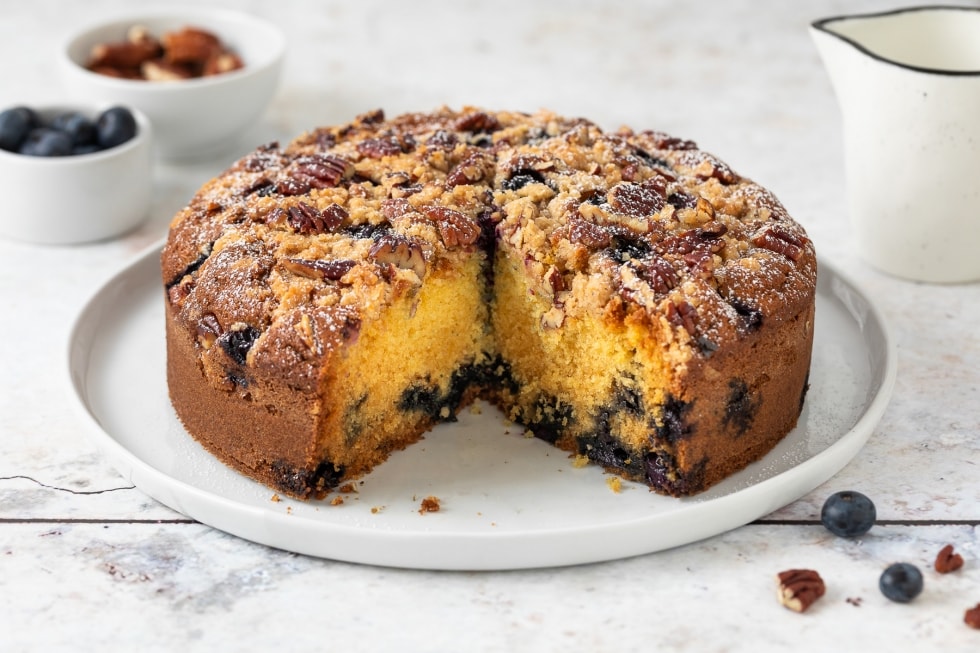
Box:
[162,107,816,499]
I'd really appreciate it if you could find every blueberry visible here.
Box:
[95,106,137,149]
[50,111,96,148]
[0,106,39,152]
[18,128,72,157]
[218,326,261,365]
[606,232,653,264]
[820,490,876,537]
[71,143,102,156]
[879,563,923,603]
[667,191,698,209]
[502,169,545,191]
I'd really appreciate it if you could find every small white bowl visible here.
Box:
[0,105,153,245]
[60,7,285,162]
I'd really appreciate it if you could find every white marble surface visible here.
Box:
[1,0,979,650]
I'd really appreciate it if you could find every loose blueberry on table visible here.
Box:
[820,490,877,538]
[0,105,137,156]
[879,562,924,603]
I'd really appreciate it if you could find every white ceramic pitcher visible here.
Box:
[811,6,980,283]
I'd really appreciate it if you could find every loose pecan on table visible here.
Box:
[965,603,980,629]
[776,569,826,613]
[934,544,965,574]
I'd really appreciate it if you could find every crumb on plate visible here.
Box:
[419,496,441,514]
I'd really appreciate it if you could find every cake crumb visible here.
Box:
[524,429,535,439]
[419,496,441,514]
[571,454,590,468]
[469,403,483,415]
[439,406,451,419]
[606,476,623,493]
[371,505,384,514]
[338,483,358,494]
[270,493,281,503]
[330,496,345,506]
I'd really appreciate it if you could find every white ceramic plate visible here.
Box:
[67,242,895,570]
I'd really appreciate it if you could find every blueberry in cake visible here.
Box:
[162,107,816,500]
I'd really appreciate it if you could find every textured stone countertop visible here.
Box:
[1,0,979,650]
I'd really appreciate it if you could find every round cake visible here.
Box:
[162,107,817,500]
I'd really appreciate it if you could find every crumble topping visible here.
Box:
[163,107,816,379]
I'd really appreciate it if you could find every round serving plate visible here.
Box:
[67,243,895,570]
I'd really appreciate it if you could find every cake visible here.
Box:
[162,107,816,500]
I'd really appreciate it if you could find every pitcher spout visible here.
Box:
[809,21,859,101]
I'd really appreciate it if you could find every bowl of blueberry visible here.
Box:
[59,7,285,162]
[0,104,153,245]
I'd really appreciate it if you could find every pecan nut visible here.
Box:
[642,130,697,151]
[751,224,808,261]
[293,154,355,188]
[776,569,826,613]
[368,232,426,278]
[965,603,980,629]
[608,180,666,218]
[544,265,565,295]
[454,111,501,133]
[676,150,738,184]
[567,215,611,249]
[204,52,244,76]
[282,258,357,281]
[162,27,220,65]
[86,25,242,81]
[631,255,678,294]
[540,306,565,330]
[141,59,193,81]
[195,313,222,349]
[934,544,964,574]
[284,202,345,234]
[88,39,161,71]
[665,299,698,336]
[357,136,405,159]
[421,205,480,248]
[445,150,492,189]
[381,198,414,221]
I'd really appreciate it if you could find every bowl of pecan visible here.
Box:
[0,103,153,245]
[59,8,284,162]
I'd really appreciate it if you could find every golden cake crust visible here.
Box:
[162,107,817,499]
